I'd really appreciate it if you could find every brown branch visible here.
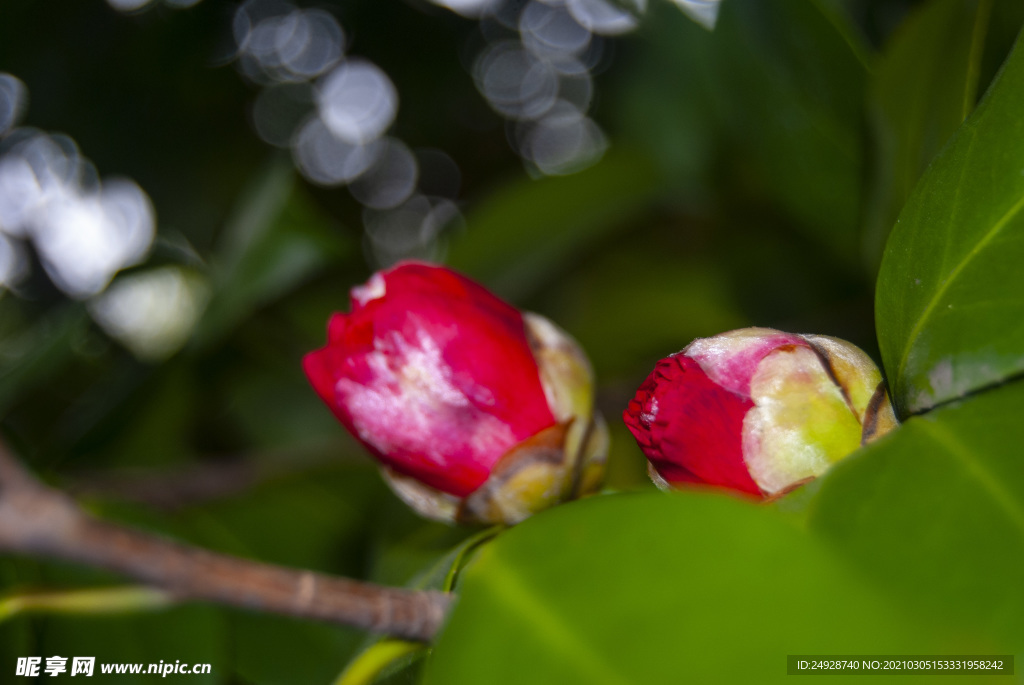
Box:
[0,443,451,642]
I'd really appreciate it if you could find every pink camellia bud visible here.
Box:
[624,328,898,499]
[303,262,607,525]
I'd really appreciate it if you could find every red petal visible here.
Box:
[327,313,349,344]
[624,355,762,497]
[302,261,556,497]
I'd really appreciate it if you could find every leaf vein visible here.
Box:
[895,137,1024,395]
[918,419,1024,537]
[484,561,632,685]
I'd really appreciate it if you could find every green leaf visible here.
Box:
[424,492,944,685]
[862,0,991,273]
[446,150,663,301]
[808,379,1024,646]
[876,27,1024,414]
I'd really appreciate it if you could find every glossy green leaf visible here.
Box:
[446,150,663,301]
[809,379,1024,645]
[424,492,947,685]
[862,0,991,272]
[877,28,1024,414]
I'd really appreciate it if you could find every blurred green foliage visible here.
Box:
[861,0,989,272]
[2,0,1024,682]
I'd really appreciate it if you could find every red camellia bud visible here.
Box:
[303,262,607,524]
[624,328,898,499]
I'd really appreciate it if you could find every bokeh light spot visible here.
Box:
[89,266,209,361]
[519,1,592,59]
[475,41,559,120]
[0,131,155,299]
[0,73,28,136]
[671,0,721,30]
[349,138,419,210]
[318,59,398,144]
[518,101,607,176]
[566,0,645,36]
[292,116,384,186]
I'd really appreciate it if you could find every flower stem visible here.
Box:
[0,585,174,624]
[334,640,423,685]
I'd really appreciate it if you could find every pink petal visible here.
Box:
[684,327,808,397]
